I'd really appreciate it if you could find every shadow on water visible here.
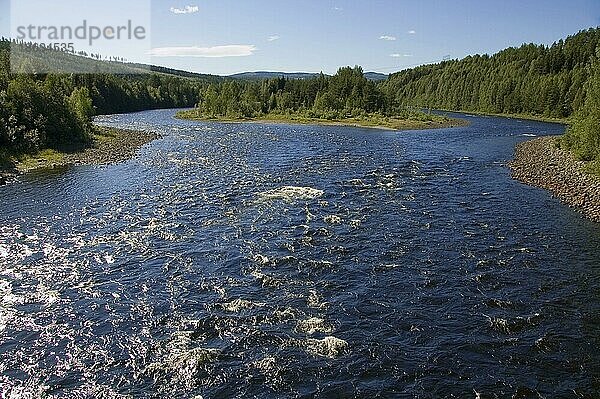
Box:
[20,165,74,182]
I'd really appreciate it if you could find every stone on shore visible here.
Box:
[509,136,600,223]
[62,127,160,167]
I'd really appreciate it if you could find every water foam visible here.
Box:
[220,299,264,312]
[258,186,324,202]
[324,215,343,225]
[295,317,334,335]
[303,336,348,358]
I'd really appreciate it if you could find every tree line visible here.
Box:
[562,48,600,166]
[0,39,205,153]
[381,28,600,119]
[192,66,396,120]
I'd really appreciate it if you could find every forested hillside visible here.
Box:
[382,28,600,119]
[0,39,206,153]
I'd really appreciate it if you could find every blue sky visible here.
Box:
[2,0,600,75]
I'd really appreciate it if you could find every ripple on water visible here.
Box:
[0,110,596,398]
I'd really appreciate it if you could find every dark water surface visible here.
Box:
[1,110,599,398]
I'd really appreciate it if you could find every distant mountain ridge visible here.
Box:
[229,71,388,81]
[229,71,319,80]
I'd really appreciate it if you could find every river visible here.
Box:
[1,109,599,398]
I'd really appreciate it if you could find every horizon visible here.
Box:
[1,0,600,75]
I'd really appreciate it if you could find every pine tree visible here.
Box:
[563,49,600,161]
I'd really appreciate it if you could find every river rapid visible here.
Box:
[0,110,599,398]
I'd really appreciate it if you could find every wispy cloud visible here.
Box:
[170,5,199,14]
[332,6,343,11]
[379,35,397,41]
[390,53,412,58]
[408,30,416,34]
[149,45,256,58]
[268,35,280,42]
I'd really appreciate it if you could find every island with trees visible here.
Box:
[176,66,464,130]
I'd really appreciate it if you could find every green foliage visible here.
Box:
[5,75,51,151]
[562,49,600,162]
[381,28,600,119]
[0,38,207,156]
[584,160,600,176]
[194,66,392,119]
[69,87,95,134]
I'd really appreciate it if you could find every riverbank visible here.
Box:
[433,108,570,125]
[0,126,159,185]
[509,136,600,223]
[176,110,469,131]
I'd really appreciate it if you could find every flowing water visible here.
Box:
[0,110,599,398]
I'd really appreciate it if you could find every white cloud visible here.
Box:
[170,5,199,14]
[268,35,280,42]
[390,53,412,58]
[408,30,416,34]
[332,6,343,11]
[149,45,256,58]
[379,35,397,41]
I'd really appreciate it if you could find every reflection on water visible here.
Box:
[0,110,599,398]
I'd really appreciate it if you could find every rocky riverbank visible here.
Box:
[61,127,160,167]
[0,126,160,185]
[509,136,600,223]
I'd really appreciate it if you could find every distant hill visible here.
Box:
[145,65,222,81]
[230,71,389,81]
[364,72,388,81]
[5,40,387,83]
[4,39,222,82]
[229,71,321,80]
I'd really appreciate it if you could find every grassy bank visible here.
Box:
[0,148,66,173]
[0,126,159,177]
[176,110,468,131]
[582,159,600,177]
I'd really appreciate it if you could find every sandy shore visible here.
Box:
[509,136,600,223]
[0,126,160,185]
